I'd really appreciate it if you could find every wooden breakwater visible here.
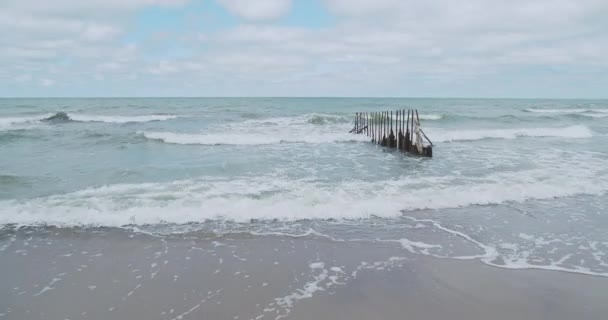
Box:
[349,109,433,157]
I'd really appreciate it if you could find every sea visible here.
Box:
[1,97,608,297]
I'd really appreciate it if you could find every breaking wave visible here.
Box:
[419,114,443,120]
[1,155,606,228]
[140,131,369,145]
[0,114,53,131]
[384,114,443,121]
[0,112,178,128]
[525,108,608,114]
[430,125,592,142]
[305,113,351,125]
[68,113,178,123]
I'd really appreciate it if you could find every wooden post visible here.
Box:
[378,112,381,145]
[403,109,407,150]
[403,109,406,141]
[379,111,383,145]
[405,110,410,151]
[376,112,379,144]
[410,109,414,151]
[373,112,376,142]
[370,112,374,141]
[415,109,420,154]
[399,109,403,150]
[382,111,387,146]
[396,110,399,149]
[380,112,384,146]
[397,109,401,150]
[381,111,384,146]
[385,111,389,146]
[393,110,396,148]
[377,112,380,144]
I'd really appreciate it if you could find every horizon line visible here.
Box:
[1,96,607,100]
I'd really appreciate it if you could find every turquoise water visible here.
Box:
[1,97,608,276]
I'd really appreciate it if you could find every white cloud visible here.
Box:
[82,24,122,42]
[40,79,55,87]
[148,61,180,74]
[15,74,32,83]
[2,0,189,15]
[216,0,292,21]
[1,0,607,97]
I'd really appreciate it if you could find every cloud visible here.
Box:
[2,0,189,15]
[40,79,55,87]
[82,24,123,41]
[216,0,292,21]
[15,74,32,83]
[1,0,607,97]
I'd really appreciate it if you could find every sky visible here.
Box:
[1,0,607,98]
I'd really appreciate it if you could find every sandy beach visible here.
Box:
[2,227,606,320]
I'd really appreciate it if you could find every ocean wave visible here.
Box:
[0,175,26,185]
[0,131,28,142]
[419,114,443,120]
[0,112,178,128]
[239,112,442,128]
[140,131,369,145]
[0,114,53,131]
[306,113,351,125]
[240,113,351,127]
[525,108,608,114]
[1,157,606,228]
[430,125,592,142]
[581,113,608,118]
[383,113,443,121]
[69,113,178,123]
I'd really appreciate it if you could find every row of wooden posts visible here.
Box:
[350,109,433,157]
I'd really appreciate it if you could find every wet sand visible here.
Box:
[1,228,607,320]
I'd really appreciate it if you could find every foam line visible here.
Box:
[430,125,592,142]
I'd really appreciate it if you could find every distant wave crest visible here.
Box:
[306,113,351,125]
[0,112,178,129]
[525,108,608,114]
[431,125,593,142]
[69,113,178,123]
[140,131,369,145]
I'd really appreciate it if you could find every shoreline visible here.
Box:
[2,228,607,320]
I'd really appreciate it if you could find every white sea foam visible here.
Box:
[139,111,445,146]
[275,261,329,308]
[0,114,53,130]
[1,151,606,228]
[583,113,608,118]
[0,113,177,129]
[386,114,442,121]
[418,114,443,120]
[429,125,592,142]
[398,239,441,254]
[139,112,373,145]
[69,114,178,123]
[526,108,608,114]
[140,131,369,145]
[402,216,608,277]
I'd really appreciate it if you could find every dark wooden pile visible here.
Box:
[349,109,433,157]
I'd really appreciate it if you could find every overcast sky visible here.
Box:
[1,0,607,98]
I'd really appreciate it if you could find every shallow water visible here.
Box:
[1,97,608,278]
